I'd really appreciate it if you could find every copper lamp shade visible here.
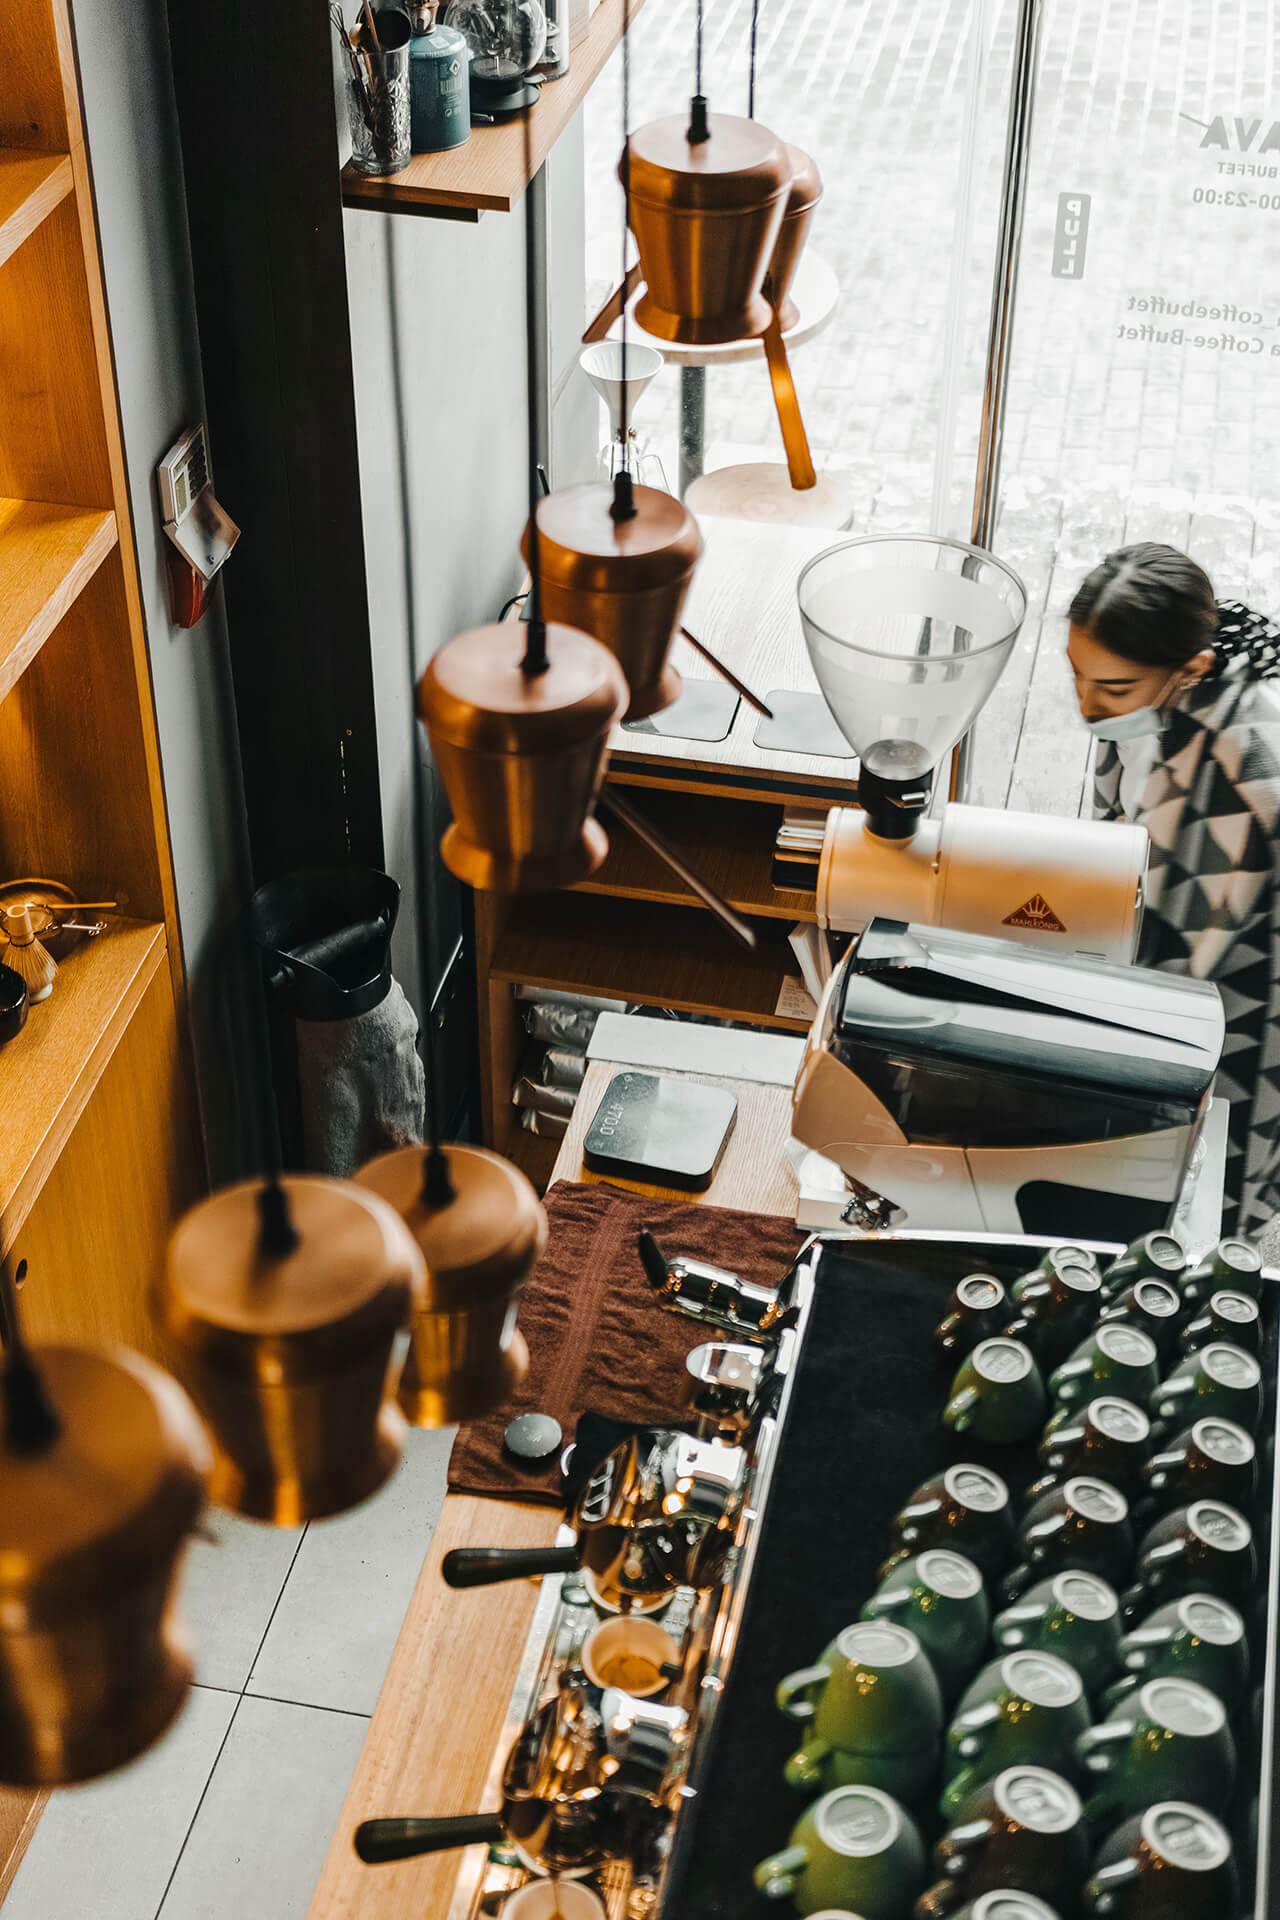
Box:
[418,621,627,894]
[356,1142,547,1425]
[0,1346,211,1785]
[520,486,704,720]
[625,111,790,346]
[764,145,822,332]
[160,1177,425,1525]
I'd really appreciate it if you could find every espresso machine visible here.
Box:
[350,1241,822,1913]
[786,537,1225,1239]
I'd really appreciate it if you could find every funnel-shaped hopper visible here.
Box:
[797,535,1026,836]
[580,340,664,441]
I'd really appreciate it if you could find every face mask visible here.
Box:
[1083,669,1185,742]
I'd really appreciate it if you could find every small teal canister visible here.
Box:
[407,0,471,153]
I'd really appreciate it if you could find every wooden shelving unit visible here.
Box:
[0,496,115,702]
[0,0,203,1883]
[340,0,640,219]
[0,149,72,269]
[576,784,816,922]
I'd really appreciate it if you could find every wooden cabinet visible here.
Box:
[0,0,203,1887]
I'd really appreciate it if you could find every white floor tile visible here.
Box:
[181,1508,303,1692]
[156,1696,369,1920]
[246,1425,453,1715]
[4,1685,236,1920]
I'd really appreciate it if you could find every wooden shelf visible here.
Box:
[0,497,117,704]
[0,919,166,1249]
[0,150,72,273]
[490,892,809,1029]
[341,0,641,219]
[575,784,817,922]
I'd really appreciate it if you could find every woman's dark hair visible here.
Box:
[1070,541,1280,679]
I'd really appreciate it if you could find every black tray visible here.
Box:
[663,1232,1279,1920]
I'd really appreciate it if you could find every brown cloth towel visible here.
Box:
[447,1181,803,1503]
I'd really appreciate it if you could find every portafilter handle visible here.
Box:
[441,1545,580,1589]
[354,1813,503,1863]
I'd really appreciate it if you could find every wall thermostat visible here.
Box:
[156,423,239,585]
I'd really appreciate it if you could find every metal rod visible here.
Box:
[948,0,1042,806]
[597,787,758,950]
[680,626,774,719]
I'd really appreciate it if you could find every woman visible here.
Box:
[1068,542,1280,1234]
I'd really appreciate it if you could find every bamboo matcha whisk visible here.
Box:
[1,903,57,1003]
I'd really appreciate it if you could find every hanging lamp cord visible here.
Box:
[689,0,709,141]
[748,0,759,116]
[611,0,637,522]
[0,1244,61,1456]
[521,84,550,676]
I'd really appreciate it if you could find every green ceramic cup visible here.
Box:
[1179,1236,1264,1312]
[1177,1289,1263,1360]
[881,1464,1015,1582]
[945,1897,1062,1920]
[1081,1802,1238,1919]
[753,1784,927,1918]
[1137,1417,1258,1522]
[935,1274,1010,1360]
[862,1549,989,1699]
[1103,1592,1249,1712]
[1003,1262,1102,1369]
[941,1650,1089,1817]
[1122,1499,1256,1622]
[778,1622,943,1797]
[1098,1232,1189,1304]
[992,1571,1122,1697]
[916,1766,1088,1919]
[1148,1341,1263,1441]
[1001,1476,1134,1605]
[1015,1246,1101,1292]
[1025,1397,1151,1506]
[944,1339,1048,1445]
[1096,1279,1182,1361]
[1075,1677,1236,1828]
[1047,1324,1160,1425]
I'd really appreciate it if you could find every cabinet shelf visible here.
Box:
[341,0,641,219]
[490,892,809,1029]
[0,151,72,272]
[0,497,117,704]
[0,918,166,1250]
[575,785,817,922]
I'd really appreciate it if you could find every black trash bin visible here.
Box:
[247,867,425,1176]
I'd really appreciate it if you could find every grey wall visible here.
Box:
[72,0,253,1180]
[342,113,596,1020]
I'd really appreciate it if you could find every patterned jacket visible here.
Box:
[1094,663,1280,1233]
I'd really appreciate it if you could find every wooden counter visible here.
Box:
[307,1061,796,1918]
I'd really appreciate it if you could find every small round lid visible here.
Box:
[781,143,823,218]
[418,622,627,754]
[163,1176,424,1380]
[525,485,703,595]
[356,1142,547,1309]
[0,1345,211,1628]
[625,111,790,212]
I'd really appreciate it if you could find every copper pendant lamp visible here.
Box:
[626,103,790,347]
[764,143,822,332]
[520,482,703,720]
[160,1175,425,1525]
[418,620,625,894]
[356,1143,546,1426]
[0,1256,211,1785]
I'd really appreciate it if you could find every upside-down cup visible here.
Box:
[161,1176,425,1525]
[419,622,627,894]
[521,485,703,720]
[356,1143,547,1426]
[763,144,822,331]
[626,110,791,345]
[0,1346,211,1784]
